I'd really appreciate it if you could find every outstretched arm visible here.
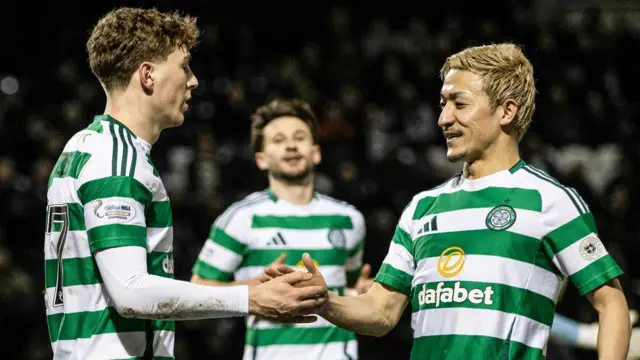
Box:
[322,282,408,336]
[263,253,408,336]
[96,246,327,322]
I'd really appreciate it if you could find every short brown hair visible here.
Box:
[250,99,319,153]
[87,7,200,92]
[440,43,536,142]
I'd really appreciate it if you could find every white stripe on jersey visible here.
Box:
[411,307,550,351]
[412,255,561,301]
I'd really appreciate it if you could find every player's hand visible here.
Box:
[248,269,327,323]
[259,253,293,283]
[353,264,374,295]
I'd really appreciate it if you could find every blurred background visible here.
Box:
[1,0,639,359]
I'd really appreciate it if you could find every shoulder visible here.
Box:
[214,191,272,229]
[314,193,365,227]
[513,164,591,228]
[74,124,159,203]
[404,174,461,221]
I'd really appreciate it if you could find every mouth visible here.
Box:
[282,155,303,165]
[444,131,463,143]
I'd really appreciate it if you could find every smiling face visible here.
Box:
[438,69,505,163]
[255,116,321,183]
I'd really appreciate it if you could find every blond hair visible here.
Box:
[87,7,200,92]
[440,43,536,142]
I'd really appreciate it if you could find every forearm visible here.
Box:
[597,300,630,359]
[322,292,393,337]
[191,274,261,287]
[97,247,249,320]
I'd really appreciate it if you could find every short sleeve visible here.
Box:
[541,189,623,296]
[345,211,366,285]
[79,175,150,253]
[192,209,250,281]
[374,202,416,295]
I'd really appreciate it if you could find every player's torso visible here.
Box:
[408,170,562,360]
[45,116,175,359]
[236,196,359,360]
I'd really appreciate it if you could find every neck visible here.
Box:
[268,176,315,205]
[463,137,521,180]
[104,92,162,144]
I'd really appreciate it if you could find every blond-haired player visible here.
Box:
[263,43,631,359]
[44,8,326,359]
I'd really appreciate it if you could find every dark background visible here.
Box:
[1,0,639,359]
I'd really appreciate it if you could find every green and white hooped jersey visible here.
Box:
[193,189,366,360]
[374,160,623,360]
[44,115,175,359]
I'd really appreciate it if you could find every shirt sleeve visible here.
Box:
[192,208,250,281]
[345,211,366,285]
[541,188,623,296]
[374,202,416,295]
[96,246,249,319]
[78,175,151,253]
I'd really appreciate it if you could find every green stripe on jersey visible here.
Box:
[392,225,414,254]
[413,187,542,220]
[542,213,597,254]
[45,252,174,288]
[118,126,129,177]
[571,256,624,296]
[375,263,412,295]
[78,176,152,207]
[413,230,559,275]
[251,215,353,230]
[47,307,174,342]
[48,151,92,188]
[86,120,104,133]
[240,249,347,268]
[88,224,147,253]
[208,227,247,255]
[410,334,544,360]
[192,259,232,281]
[410,281,556,326]
[245,326,356,347]
[146,201,172,228]
[126,131,137,178]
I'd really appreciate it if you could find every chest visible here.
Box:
[410,188,543,268]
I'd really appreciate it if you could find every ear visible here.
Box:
[255,152,268,171]
[499,99,518,126]
[138,62,154,92]
[311,144,321,165]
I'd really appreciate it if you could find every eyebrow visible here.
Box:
[440,91,470,101]
[183,55,192,64]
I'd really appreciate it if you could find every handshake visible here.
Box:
[246,253,372,323]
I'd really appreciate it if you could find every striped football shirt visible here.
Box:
[374,160,623,360]
[44,115,175,359]
[192,189,366,360]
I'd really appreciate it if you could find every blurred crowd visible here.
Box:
[1,1,639,359]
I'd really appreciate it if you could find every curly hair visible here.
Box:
[440,43,537,142]
[86,7,200,92]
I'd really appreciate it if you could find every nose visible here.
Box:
[187,73,199,90]
[438,103,455,129]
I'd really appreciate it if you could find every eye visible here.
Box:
[455,103,467,109]
[439,101,446,109]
